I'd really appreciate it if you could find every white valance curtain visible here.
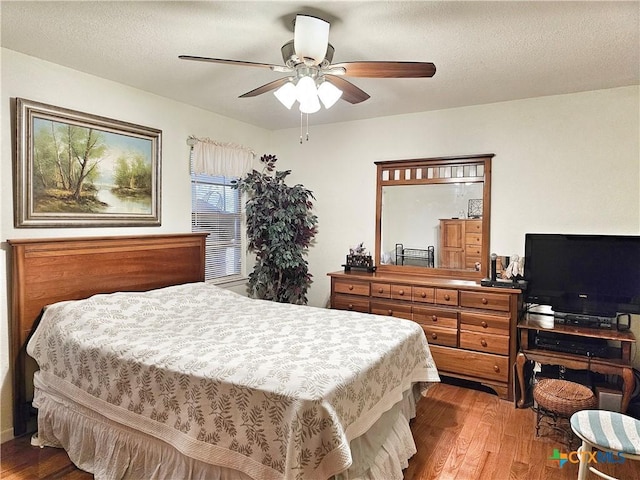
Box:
[189,136,255,178]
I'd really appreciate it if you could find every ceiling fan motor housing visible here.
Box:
[281,40,334,67]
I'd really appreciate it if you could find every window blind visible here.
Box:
[191,172,243,283]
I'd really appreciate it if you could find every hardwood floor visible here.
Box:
[2,381,639,479]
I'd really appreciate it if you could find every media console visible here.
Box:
[515,311,636,413]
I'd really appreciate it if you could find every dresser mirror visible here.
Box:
[374,154,493,279]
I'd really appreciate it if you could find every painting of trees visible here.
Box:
[16,98,161,227]
[31,118,153,214]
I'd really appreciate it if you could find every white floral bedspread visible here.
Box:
[27,282,439,480]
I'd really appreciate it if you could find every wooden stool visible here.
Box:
[570,410,640,480]
[533,378,597,447]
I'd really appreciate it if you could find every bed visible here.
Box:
[9,234,439,480]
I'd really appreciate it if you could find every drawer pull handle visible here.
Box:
[387,310,393,316]
[493,365,500,373]
[481,339,488,347]
[348,304,354,310]
[481,321,488,328]
[481,298,488,305]
[444,294,450,301]
[348,285,354,291]
[431,315,438,322]
[431,333,438,340]
[421,292,427,298]
[398,289,405,295]
[378,288,384,293]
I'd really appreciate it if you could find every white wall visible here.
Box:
[2,46,639,440]
[0,48,271,441]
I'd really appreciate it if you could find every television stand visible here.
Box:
[515,311,636,413]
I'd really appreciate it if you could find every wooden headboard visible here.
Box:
[8,233,207,436]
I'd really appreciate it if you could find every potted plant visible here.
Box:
[233,154,318,304]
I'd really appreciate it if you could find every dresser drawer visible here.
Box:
[332,294,370,313]
[460,311,510,335]
[371,282,391,298]
[465,233,482,246]
[421,325,458,347]
[370,301,412,320]
[466,220,482,234]
[391,284,412,300]
[430,345,509,383]
[412,306,458,328]
[459,330,509,355]
[465,246,482,258]
[435,288,458,306]
[333,279,370,297]
[412,286,435,303]
[459,290,511,311]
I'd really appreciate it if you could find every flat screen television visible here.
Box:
[524,233,640,317]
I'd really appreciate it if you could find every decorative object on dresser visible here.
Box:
[343,242,375,272]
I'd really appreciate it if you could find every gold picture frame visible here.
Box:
[14,98,162,227]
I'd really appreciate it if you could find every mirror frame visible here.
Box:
[374,154,493,280]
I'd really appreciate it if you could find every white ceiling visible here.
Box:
[2,1,638,131]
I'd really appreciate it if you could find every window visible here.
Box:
[191,172,243,283]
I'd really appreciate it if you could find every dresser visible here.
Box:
[328,270,522,400]
[439,219,483,270]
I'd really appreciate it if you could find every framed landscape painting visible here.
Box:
[14,98,162,227]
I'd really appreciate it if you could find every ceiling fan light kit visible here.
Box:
[273,71,344,112]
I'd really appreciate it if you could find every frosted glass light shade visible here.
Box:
[317,81,343,109]
[294,15,329,65]
[274,81,297,109]
[295,76,317,105]
[299,95,321,114]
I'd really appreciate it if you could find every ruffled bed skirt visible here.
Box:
[33,380,430,480]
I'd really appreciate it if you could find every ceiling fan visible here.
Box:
[179,14,436,114]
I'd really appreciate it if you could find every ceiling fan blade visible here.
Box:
[324,75,370,104]
[178,55,286,71]
[331,61,436,78]
[239,77,291,98]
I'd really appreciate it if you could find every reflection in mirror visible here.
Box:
[380,182,484,269]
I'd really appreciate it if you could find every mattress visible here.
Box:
[27,282,439,479]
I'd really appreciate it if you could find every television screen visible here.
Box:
[524,234,640,317]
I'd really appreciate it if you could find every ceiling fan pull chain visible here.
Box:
[300,112,303,144]
[306,113,310,141]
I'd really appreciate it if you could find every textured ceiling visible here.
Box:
[1,1,638,130]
